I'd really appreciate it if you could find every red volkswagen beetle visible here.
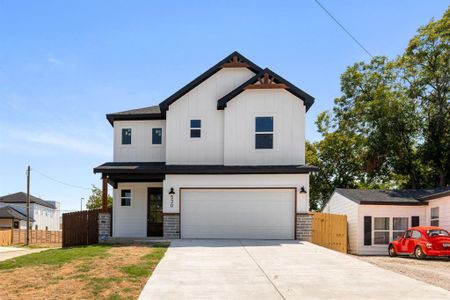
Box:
[389,226,450,259]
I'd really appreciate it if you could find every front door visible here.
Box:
[147,188,163,237]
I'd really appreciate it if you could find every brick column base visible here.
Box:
[98,212,111,243]
[163,214,180,239]
[296,213,313,241]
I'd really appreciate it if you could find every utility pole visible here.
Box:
[80,197,84,211]
[26,165,30,246]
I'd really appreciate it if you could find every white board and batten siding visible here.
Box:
[114,120,166,162]
[165,68,255,165]
[112,182,162,237]
[426,196,450,231]
[322,192,359,254]
[224,89,305,166]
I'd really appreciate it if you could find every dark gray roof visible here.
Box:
[0,206,34,221]
[335,187,450,205]
[106,105,163,125]
[94,162,318,175]
[0,192,56,209]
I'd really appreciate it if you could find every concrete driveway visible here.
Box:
[139,240,450,300]
[0,246,48,262]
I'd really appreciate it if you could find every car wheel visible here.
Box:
[388,245,397,257]
[414,246,426,260]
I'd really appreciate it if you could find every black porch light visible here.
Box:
[169,187,175,195]
[299,186,307,194]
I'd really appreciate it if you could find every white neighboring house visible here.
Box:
[94,51,317,240]
[0,192,61,231]
[323,188,450,255]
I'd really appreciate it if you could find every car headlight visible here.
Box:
[426,242,432,249]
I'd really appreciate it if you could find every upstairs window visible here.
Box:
[152,128,162,145]
[122,128,132,145]
[430,207,439,226]
[255,116,273,149]
[190,120,201,138]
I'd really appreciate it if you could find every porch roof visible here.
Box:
[93,162,318,176]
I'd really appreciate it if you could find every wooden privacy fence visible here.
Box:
[312,212,348,253]
[0,229,12,246]
[62,208,111,248]
[0,229,61,246]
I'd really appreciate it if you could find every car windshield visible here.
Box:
[426,230,449,237]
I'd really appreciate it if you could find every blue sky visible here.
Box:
[0,1,448,212]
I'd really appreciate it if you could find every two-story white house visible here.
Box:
[94,52,316,240]
[0,192,61,231]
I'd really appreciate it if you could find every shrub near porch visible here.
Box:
[0,243,168,300]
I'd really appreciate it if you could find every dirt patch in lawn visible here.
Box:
[0,243,168,299]
[357,256,450,291]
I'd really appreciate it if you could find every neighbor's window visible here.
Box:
[430,207,439,226]
[190,120,201,138]
[35,225,38,230]
[255,116,273,149]
[121,189,131,206]
[393,217,408,240]
[152,128,162,145]
[374,217,390,245]
[13,221,19,229]
[122,128,132,145]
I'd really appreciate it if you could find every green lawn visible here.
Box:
[0,243,169,299]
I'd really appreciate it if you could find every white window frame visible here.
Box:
[254,115,274,151]
[373,217,390,245]
[430,207,439,226]
[189,118,202,140]
[121,128,133,146]
[120,189,132,207]
[392,217,408,241]
[151,127,163,147]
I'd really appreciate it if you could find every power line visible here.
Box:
[314,0,374,58]
[32,168,92,190]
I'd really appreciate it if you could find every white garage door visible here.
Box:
[181,188,295,239]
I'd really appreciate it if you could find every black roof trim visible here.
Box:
[106,105,164,126]
[217,68,315,111]
[0,192,56,209]
[420,190,450,201]
[94,162,318,175]
[158,51,263,114]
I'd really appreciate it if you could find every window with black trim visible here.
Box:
[121,189,131,206]
[430,207,439,226]
[190,120,201,138]
[255,116,273,149]
[13,221,19,229]
[152,128,162,144]
[122,128,132,145]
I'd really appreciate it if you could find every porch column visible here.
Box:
[101,175,108,212]
[99,175,111,242]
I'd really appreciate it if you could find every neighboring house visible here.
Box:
[323,188,450,255]
[0,192,61,231]
[94,51,317,240]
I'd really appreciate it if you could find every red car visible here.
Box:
[389,226,450,259]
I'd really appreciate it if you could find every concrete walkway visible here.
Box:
[0,246,49,262]
[139,239,450,300]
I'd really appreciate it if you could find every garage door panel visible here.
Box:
[181,189,295,239]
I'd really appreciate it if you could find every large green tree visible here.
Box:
[308,8,450,210]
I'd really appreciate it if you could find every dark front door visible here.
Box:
[147,188,163,237]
